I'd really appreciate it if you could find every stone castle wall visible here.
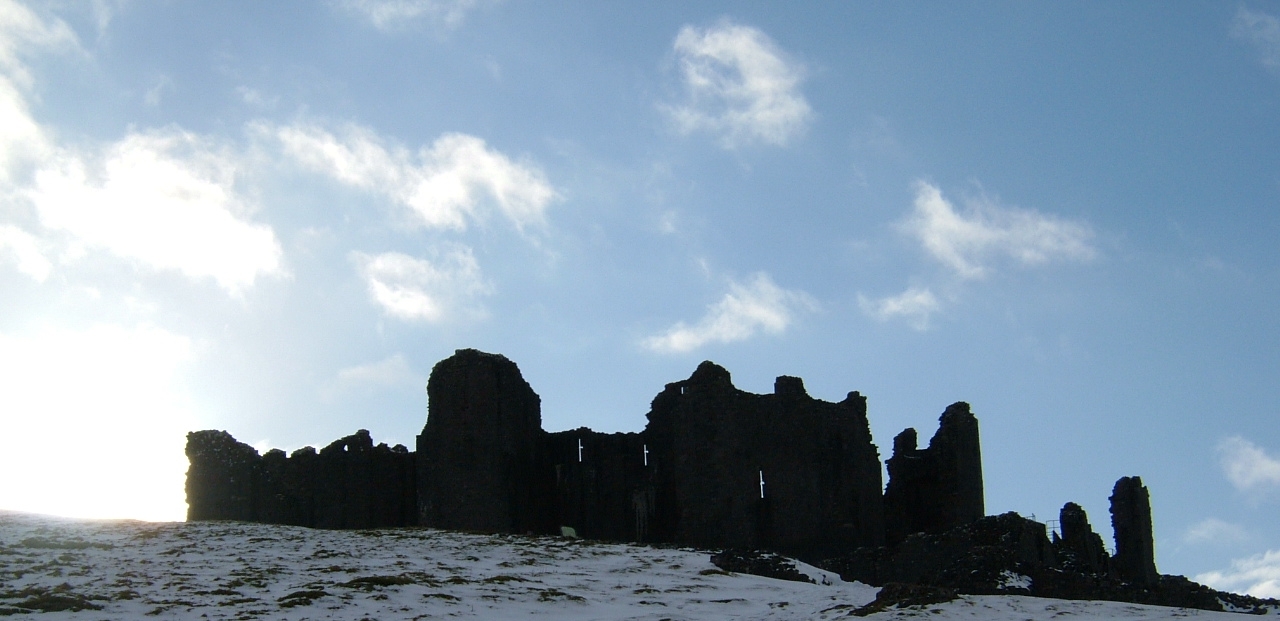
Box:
[186,348,987,561]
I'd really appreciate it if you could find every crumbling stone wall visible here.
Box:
[184,429,414,528]
[883,402,984,545]
[1054,501,1110,576]
[643,362,885,558]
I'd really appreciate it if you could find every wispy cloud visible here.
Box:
[0,0,80,88]
[28,130,285,296]
[664,21,811,148]
[0,0,71,182]
[1232,7,1280,70]
[905,181,1095,279]
[352,246,491,323]
[335,353,423,389]
[858,286,939,331]
[644,272,816,353]
[277,123,557,234]
[335,0,483,31]
[1183,517,1250,545]
[1196,549,1280,599]
[0,224,51,282]
[1218,436,1280,494]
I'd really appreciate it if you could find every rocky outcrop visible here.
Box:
[883,402,984,545]
[416,349,552,534]
[1111,476,1159,587]
[820,500,1277,614]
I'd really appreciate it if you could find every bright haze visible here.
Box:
[1,0,1279,598]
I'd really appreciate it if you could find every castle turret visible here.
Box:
[416,349,552,534]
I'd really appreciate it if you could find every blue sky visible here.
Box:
[2,0,1279,596]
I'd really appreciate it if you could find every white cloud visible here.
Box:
[665,21,811,148]
[0,0,80,88]
[336,0,481,31]
[1233,7,1280,70]
[0,8,283,297]
[0,223,51,281]
[644,272,816,353]
[0,323,199,522]
[858,286,939,331]
[0,0,70,182]
[28,129,285,295]
[277,123,556,234]
[352,245,491,323]
[336,353,422,389]
[1183,518,1250,545]
[1197,549,1280,599]
[905,181,1095,279]
[1218,436,1280,493]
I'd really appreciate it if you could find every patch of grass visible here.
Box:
[0,584,104,613]
[340,575,414,590]
[537,588,585,602]
[423,592,460,601]
[482,574,529,584]
[277,589,327,608]
[196,588,242,596]
[699,568,731,576]
[18,537,112,551]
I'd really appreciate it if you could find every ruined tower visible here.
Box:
[1110,476,1158,586]
[883,402,985,544]
[416,349,552,534]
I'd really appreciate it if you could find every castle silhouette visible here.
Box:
[188,348,1266,610]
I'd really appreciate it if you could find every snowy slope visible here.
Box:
[0,510,1265,620]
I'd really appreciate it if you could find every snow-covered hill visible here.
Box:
[0,510,1267,620]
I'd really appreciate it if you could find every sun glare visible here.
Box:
[0,324,198,522]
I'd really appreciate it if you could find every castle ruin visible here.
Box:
[183,348,1257,611]
[188,349,984,560]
